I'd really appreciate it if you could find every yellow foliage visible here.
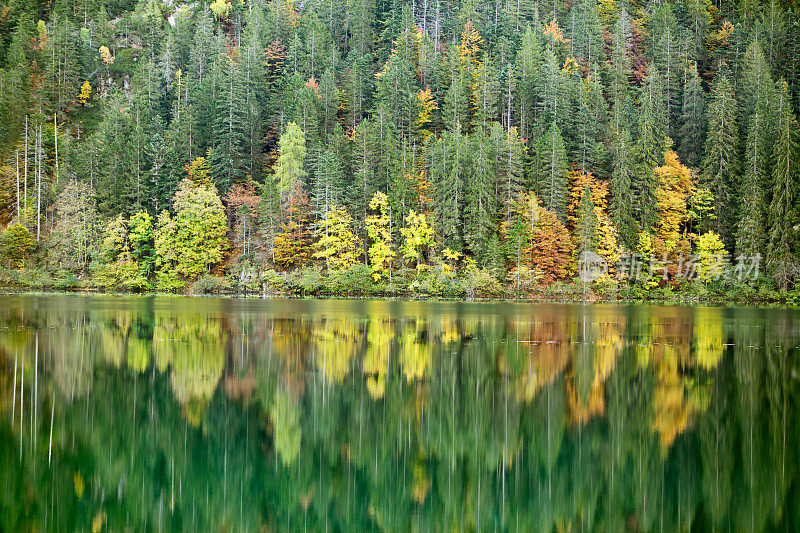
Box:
[416,86,438,141]
[185,156,211,184]
[209,0,232,20]
[78,81,92,105]
[543,19,569,45]
[313,205,363,271]
[99,45,114,65]
[458,20,483,68]
[655,150,694,248]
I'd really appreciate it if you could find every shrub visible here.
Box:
[1,223,36,268]
[155,271,186,293]
[326,264,373,295]
[285,266,324,294]
[193,275,231,294]
[460,266,502,298]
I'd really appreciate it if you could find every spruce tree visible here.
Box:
[610,128,637,250]
[702,73,739,247]
[766,83,800,264]
[535,122,568,221]
[678,62,707,169]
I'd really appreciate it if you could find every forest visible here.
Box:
[0,0,798,299]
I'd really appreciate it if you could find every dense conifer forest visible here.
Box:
[0,0,798,299]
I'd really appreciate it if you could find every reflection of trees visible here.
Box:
[2,298,800,531]
[153,314,225,426]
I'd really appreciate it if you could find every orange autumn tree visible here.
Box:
[501,191,574,283]
[272,182,312,268]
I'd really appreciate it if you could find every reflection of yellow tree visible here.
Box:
[694,309,724,370]
[568,321,624,424]
[312,318,360,383]
[637,309,722,449]
[99,311,133,367]
[272,319,310,397]
[399,320,431,382]
[271,389,301,466]
[153,314,225,426]
[364,319,392,399]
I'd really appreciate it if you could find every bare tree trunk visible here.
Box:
[37,124,42,241]
[54,113,59,183]
[24,117,28,224]
[16,149,20,220]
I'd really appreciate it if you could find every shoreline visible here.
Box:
[0,286,792,309]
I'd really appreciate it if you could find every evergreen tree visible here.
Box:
[535,122,568,221]
[766,83,800,265]
[702,73,740,247]
[678,62,707,168]
[610,128,636,250]
[208,51,249,192]
[635,64,667,230]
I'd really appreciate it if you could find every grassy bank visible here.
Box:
[1,264,796,307]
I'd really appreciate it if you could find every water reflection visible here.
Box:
[1,295,799,530]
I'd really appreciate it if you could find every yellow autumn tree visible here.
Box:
[313,205,362,271]
[567,171,621,268]
[416,86,438,141]
[365,191,395,281]
[99,45,114,65]
[185,155,212,184]
[696,231,728,283]
[78,81,92,105]
[400,210,434,269]
[655,150,694,248]
[209,0,231,20]
[458,20,483,69]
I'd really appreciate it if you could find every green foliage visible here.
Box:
[1,223,35,269]
[192,275,231,294]
[154,178,228,285]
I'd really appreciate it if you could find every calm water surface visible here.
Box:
[1,294,799,531]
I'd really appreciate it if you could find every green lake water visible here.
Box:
[1,294,799,531]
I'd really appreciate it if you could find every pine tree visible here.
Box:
[610,128,636,250]
[702,73,739,247]
[766,83,800,265]
[208,51,249,192]
[535,122,568,221]
[312,149,344,218]
[464,127,497,263]
[678,62,707,168]
[274,122,308,207]
[635,64,667,230]
[736,110,767,256]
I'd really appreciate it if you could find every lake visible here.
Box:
[0,294,798,531]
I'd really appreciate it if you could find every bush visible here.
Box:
[51,270,81,289]
[155,271,186,293]
[261,269,287,295]
[326,264,374,295]
[93,260,149,292]
[1,223,36,268]
[193,275,231,294]
[15,268,48,288]
[460,266,502,298]
[591,276,620,298]
[284,266,324,294]
[413,263,462,297]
